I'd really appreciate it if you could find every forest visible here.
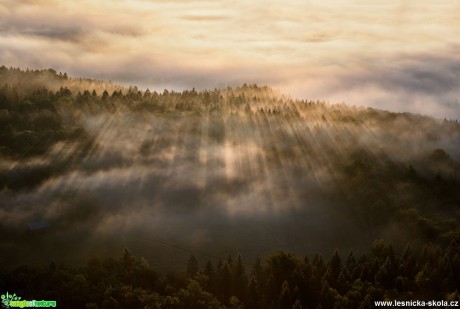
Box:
[1,66,460,307]
[1,240,460,308]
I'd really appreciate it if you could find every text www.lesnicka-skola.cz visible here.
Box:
[374,300,459,307]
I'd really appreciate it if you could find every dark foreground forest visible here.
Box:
[1,240,460,308]
[1,67,460,308]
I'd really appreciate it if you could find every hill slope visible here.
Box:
[0,67,459,269]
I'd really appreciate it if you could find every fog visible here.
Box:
[1,78,459,270]
[0,107,357,269]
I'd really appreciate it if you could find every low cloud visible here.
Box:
[277,48,460,119]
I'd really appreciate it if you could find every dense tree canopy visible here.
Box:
[1,240,460,308]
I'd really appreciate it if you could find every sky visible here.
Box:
[0,0,460,118]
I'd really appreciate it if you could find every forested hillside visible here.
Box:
[1,67,460,307]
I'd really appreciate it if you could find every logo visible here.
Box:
[1,292,56,308]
